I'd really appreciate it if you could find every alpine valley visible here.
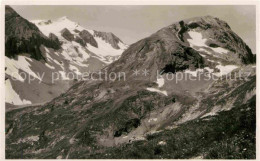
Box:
[5,6,256,159]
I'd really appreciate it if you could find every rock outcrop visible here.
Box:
[61,28,74,41]
[94,31,123,49]
[79,30,98,47]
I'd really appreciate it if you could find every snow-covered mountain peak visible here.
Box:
[6,6,128,105]
[31,17,90,37]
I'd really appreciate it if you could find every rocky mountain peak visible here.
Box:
[107,15,255,79]
[94,30,124,49]
[79,30,98,47]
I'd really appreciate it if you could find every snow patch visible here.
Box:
[158,141,166,145]
[5,56,42,81]
[156,76,165,88]
[187,31,229,55]
[213,65,238,77]
[148,118,158,122]
[87,37,124,57]
[45,63,55,69]
[5,79,32,105]
[146,88,168,96]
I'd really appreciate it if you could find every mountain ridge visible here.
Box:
[5,6,128,105]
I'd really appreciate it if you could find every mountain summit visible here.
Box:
[107,15,255,80]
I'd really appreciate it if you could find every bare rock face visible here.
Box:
[48,33,61,45]
[79,30,98,47]
[176,16,255,64]
[75,36,86,47]
[107,16,255,78]
[61,28,74,41]
[94,31,123,49]
[5,5,61,60]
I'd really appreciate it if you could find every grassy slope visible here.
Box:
[5,75,256,159]
[83,95,256,159]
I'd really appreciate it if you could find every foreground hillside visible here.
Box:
[87,96,256,159]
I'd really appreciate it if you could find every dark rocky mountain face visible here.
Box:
[5,5,61,60]
[94,30,124,49]
[79,30,98,47]
[6,15,256,159]
[61,28,74,41]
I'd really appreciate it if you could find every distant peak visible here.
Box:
[58,16,70,21]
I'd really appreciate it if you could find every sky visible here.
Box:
[11,5,256,53]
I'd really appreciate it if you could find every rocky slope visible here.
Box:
[5,6,128,106]
[5,15,256,159]
[5,5,61,60]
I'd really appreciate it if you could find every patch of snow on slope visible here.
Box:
[146,75,167,95]
[45,63,55,69]
[87,37,124,57]
[213,65,238,77]
[187,31,229,54]
[187,31,207,46]
[207,59,216,63]
[158,141,167,145]
[61,42,90,67]
[156,76,165,88]
[5,56,42,81]
[146,88,168,96]
[148,118,158,122]
[212,47,229,54]
[5,79,31,105]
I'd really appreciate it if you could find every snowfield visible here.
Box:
[213,64,238,77]
[32,17,127,64]
[5,56,43,82]
[31,17,89,37]
[187,31,230,55]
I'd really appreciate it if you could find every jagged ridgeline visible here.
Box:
[5,5,61,60]
[5,6,128,106]
[108,16,255,78]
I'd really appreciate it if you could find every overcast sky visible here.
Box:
[11,5,256,53]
